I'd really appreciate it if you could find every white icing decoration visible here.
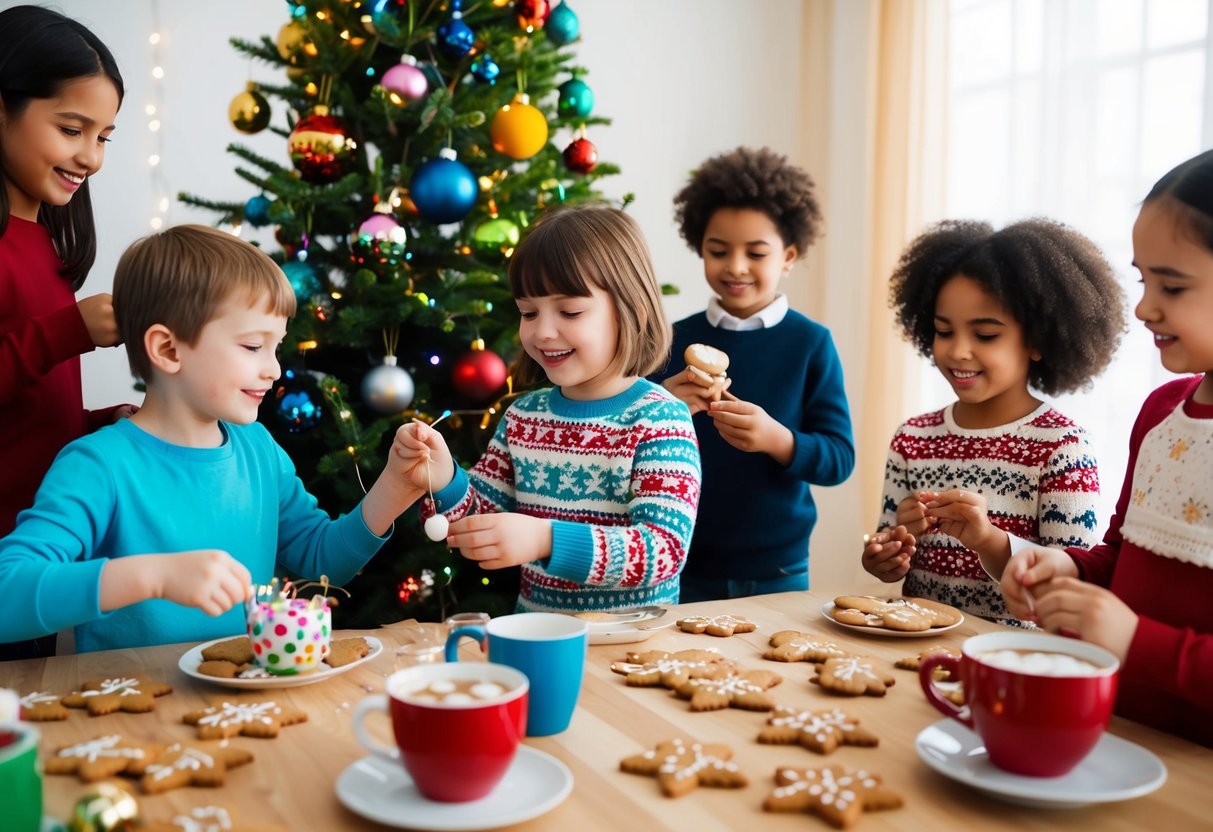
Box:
[57,735,145,762]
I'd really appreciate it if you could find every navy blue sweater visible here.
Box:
[658,311,855,580]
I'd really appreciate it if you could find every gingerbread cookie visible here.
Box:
[684,343,730,401]
[894,646,960,680]
[620,738,747,797]
[19,691,69,721]
[812,658,896,697]
[763,631,850,664]
[325,637,371,667]
[676,614,756,637]
[144,806,281,832]
[831,595,961,631]
[201,636,256,666]
[674,669,781,712]
[610,649,735,688]
[758,707,879,755]
[44,735,163,782]
[764,766,903,828]
[197,661,248,679]
[141,743,254,793]
[63,676,173,716]
[183,700,307,739]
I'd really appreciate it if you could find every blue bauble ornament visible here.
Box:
[546,2,579,45]
[244,194,272,227]
[557,78,593,119]
[365,0,408,39]
[281,259,321,299]
[436,10,475,59]
[274,369,323,433]
[410,149,478,224]
[470,55,500,85]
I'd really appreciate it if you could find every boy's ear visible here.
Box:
[782,244,798,272]
[144,324,183,375]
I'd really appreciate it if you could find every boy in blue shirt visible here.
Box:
[0,225,424,652]
[658,147,855,601]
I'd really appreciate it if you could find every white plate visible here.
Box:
[587,620,674,645]
[821,602,963,638]
[335,745,573,830]
[915,719,1167,809]
[178,636,382,689]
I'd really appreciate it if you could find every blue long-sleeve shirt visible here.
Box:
[659,311,854,581]
[0,418,388,652]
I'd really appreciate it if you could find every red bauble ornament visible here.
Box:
[452,347,508,402]
[562,137,598,173]
[288,108,357,183]
[515,0,550,28]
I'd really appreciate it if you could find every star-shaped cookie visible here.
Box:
[763,766,904,828]
[757,706,879,755]
[141,743,254,793]
[44,734,163,781]
[620,738,748,797]
[182,700,307,739]
[674,669,781,711]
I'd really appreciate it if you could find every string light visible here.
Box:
[146,1,171,232]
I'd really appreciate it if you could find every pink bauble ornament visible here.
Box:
[381,55,429,107]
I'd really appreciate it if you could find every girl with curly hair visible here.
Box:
[862,218,1125,624]
[658,146,855,602]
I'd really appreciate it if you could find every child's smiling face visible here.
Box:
[700,207,797,320]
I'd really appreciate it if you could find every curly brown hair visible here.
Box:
[889,218,1126,395]
[673,146,822,256]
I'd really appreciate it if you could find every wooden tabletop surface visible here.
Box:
[3,588,1210,831]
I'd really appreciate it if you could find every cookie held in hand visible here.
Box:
[684,343,730,401]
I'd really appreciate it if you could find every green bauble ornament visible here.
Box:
[471,217,521,259]
[557,78,593,119]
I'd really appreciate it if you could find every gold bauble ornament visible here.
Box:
[276,21,308,66]
[228,82,271,134]
[66,783,140,832]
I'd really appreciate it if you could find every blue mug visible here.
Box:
[445,612,588,737]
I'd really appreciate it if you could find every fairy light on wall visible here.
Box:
[146,0,170,231]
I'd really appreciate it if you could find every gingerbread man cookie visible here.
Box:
[758,707,880,755]
[19,690,69,721]
[763,766,903,828]
[676,614,757,637]
[674,669,781,712]
[183,700,308,739]
[141,743,254,793]
[610,649,735,688]
[63,676,173,716]
[811,657,896,697]
[620,738,748,797]
[44,734,163,782]
[763,631,850,664]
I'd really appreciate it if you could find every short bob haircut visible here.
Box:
[889,218,1125,396]
[507,203,671,389]
[1143,147,1213,253]
[114,224,296,382]
[0,5,125,289]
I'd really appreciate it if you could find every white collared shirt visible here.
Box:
[705,293,789,330]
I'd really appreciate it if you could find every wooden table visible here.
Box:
[3,589,1210,831]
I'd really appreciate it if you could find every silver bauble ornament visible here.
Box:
[361,356,415,414]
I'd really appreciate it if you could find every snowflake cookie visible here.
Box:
[43,734,163,781]
[63,676,173,716]
[763,766,903,828]
[763,631,851,664]
[18,690,69,721]
[143,805,275,832]
[757,707,879,755]
[674,669,782,712]
[610,649,735,688]
[620,738,748,798]
[675,614,757,637]
[811,657,897,697]
[182,700,308,739]
[141,743,254,793]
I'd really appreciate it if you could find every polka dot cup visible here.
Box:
[247,598,332,675]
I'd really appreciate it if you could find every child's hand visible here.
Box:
[153,550,251,616]
[661,369,721,416]
[394,420,455,493]
[861,526,915,582]
[706,395,794,463]
[446,513,552,570]
[923,489,1002,553]
[1029,577,1137,661]
[1000,545,1077,621]
[894,492,934,536]
[77,293,121,347]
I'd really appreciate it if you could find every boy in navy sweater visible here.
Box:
[658,147,854,601]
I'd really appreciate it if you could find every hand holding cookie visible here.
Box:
[684,344,730,401]
[860,528,914,582]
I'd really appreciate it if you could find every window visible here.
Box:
[932,0,1212,528]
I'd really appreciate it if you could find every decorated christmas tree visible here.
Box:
[181,0,615,626]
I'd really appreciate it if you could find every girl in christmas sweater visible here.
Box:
[398,204,700,613]
[988,150,1213,746]
[0,7,135,659]
[861,218,1125,624]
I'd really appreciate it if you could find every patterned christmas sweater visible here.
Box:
[427,379,700,612]
[879,402,1101,624]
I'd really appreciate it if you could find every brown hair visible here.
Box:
[114,224,296,381]
[507,204,670,388]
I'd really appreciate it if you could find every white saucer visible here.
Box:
[588,620,674,645]
[335,745,573,830]
[178,636,382,689]
[915,719,1167,808]
[821,602,963,638]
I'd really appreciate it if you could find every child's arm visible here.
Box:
[0,297,106,404]
[356,423,433,535]
[861,449,917,581]
[423,415,518,525]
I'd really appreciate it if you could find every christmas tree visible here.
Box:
[180,0,616,627]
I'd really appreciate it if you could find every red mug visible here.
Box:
[352,661,528,802]
[920,631,1119,777]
